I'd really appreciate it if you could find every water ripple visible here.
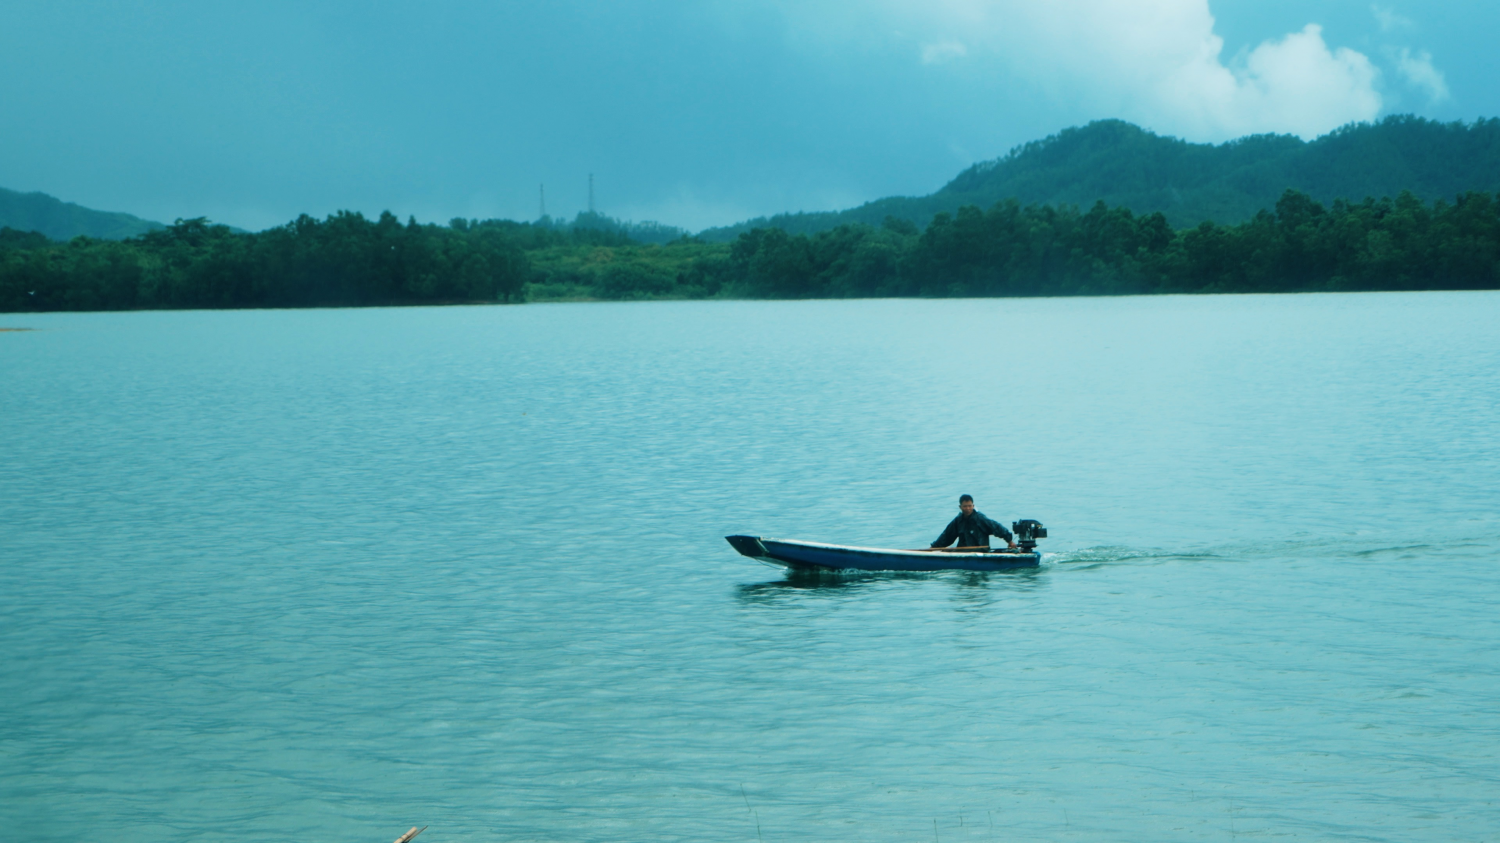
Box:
[3,294,1499,841]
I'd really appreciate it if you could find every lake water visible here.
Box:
[2,293,1498,842]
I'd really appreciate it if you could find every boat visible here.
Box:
[725,535,1041,572]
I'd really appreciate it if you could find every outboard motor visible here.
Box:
[1011,519,1048,552]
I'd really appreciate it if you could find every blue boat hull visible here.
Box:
[725,535,1040,572]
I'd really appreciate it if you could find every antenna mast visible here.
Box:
[539,184,547,219]
[588,173,595,214]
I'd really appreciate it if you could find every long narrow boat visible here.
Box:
[725,535,1041,572]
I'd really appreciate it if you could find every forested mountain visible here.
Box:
[0,187,163,240]
[699,115,1500,240]
[11,114,1495,247]
[6,114,1499,312]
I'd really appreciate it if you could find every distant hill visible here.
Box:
[0,187,163,240]
[698,115,1500,240]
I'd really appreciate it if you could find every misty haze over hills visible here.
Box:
[4,115,1499,244]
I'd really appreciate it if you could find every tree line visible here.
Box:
[0,212,543,312]
[716,189,1500,299]
[3,189,1498,312]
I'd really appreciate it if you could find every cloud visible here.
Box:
[921,40,968,64]
[1371,5,1413,33]
[1202,23,1382,138]
[1395,47,1449,102]
[1366,7,1450,106]
[771,0,1384,141]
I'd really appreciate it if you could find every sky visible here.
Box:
[1,0,1495,232]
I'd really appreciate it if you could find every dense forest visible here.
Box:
[701,115,1500,239]
[4,187,1498,312]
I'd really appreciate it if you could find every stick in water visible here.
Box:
[393,827,427,843]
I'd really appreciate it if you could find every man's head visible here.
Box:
[959,494,974,515]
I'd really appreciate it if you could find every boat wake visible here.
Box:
[1047,528,1500,571]
[1044,546,1220,569]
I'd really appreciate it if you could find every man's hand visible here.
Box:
[1007,541,1018,549]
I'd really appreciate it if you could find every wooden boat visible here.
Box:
[725,535,1041,572]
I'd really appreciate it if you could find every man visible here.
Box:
[931,494,1017,550]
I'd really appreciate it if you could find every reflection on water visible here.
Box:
[735,566,1046,604]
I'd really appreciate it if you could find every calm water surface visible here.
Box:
[2,294,1498,842]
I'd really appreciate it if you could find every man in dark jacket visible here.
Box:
[932,494,1017,550]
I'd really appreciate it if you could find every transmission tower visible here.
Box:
[539,184,547,219]
[588,173,595,214]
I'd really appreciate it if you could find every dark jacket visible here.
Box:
[932,510,1013,548]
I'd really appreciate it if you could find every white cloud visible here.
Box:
[1395,47,1450,102]
[1371,5,1413,33]
[1205,23,1382,138]
[921,40,968,64]
[769,0,1384,141]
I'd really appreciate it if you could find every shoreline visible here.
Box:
[7,285,1500,317]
